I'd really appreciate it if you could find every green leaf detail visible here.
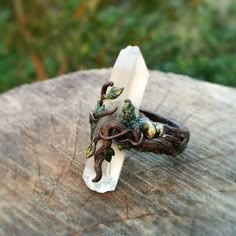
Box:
[104,147,115,162]
[86,142,96,158]
[104,86,124,100]
[90,101,105,140]
[95,101,105,113]
[90,123,97,140]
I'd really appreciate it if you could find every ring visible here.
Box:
[86,82,190,182]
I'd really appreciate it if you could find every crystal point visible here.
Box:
[83,46,149,193]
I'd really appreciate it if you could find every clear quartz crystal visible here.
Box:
[83,46,149,193]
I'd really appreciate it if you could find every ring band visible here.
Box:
[138,109,190,156]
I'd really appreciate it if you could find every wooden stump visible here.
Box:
[0,69,236,236]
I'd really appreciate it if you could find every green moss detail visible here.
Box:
[116,99,139,151]
[120,99,137,128]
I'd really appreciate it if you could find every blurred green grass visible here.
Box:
[0,0,235,93]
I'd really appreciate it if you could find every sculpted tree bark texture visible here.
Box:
[0,69,236,236]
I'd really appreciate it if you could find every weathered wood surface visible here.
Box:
[0,69,236,236]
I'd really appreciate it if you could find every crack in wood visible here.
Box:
[50,114,58,132]
[47,105,81,204]
[83,212,156,233]
[79,193,96,210]
[47,167,64,204]
[124,196,129,219]
[69,108,81,169]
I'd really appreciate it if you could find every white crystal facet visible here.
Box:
[83,46,149,193]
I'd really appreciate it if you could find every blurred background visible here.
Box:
[0,0,235,93]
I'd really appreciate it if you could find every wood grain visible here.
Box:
[0,69,236,236]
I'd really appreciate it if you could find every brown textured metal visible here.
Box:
[139,110,190,156]
[99,81,114,105]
